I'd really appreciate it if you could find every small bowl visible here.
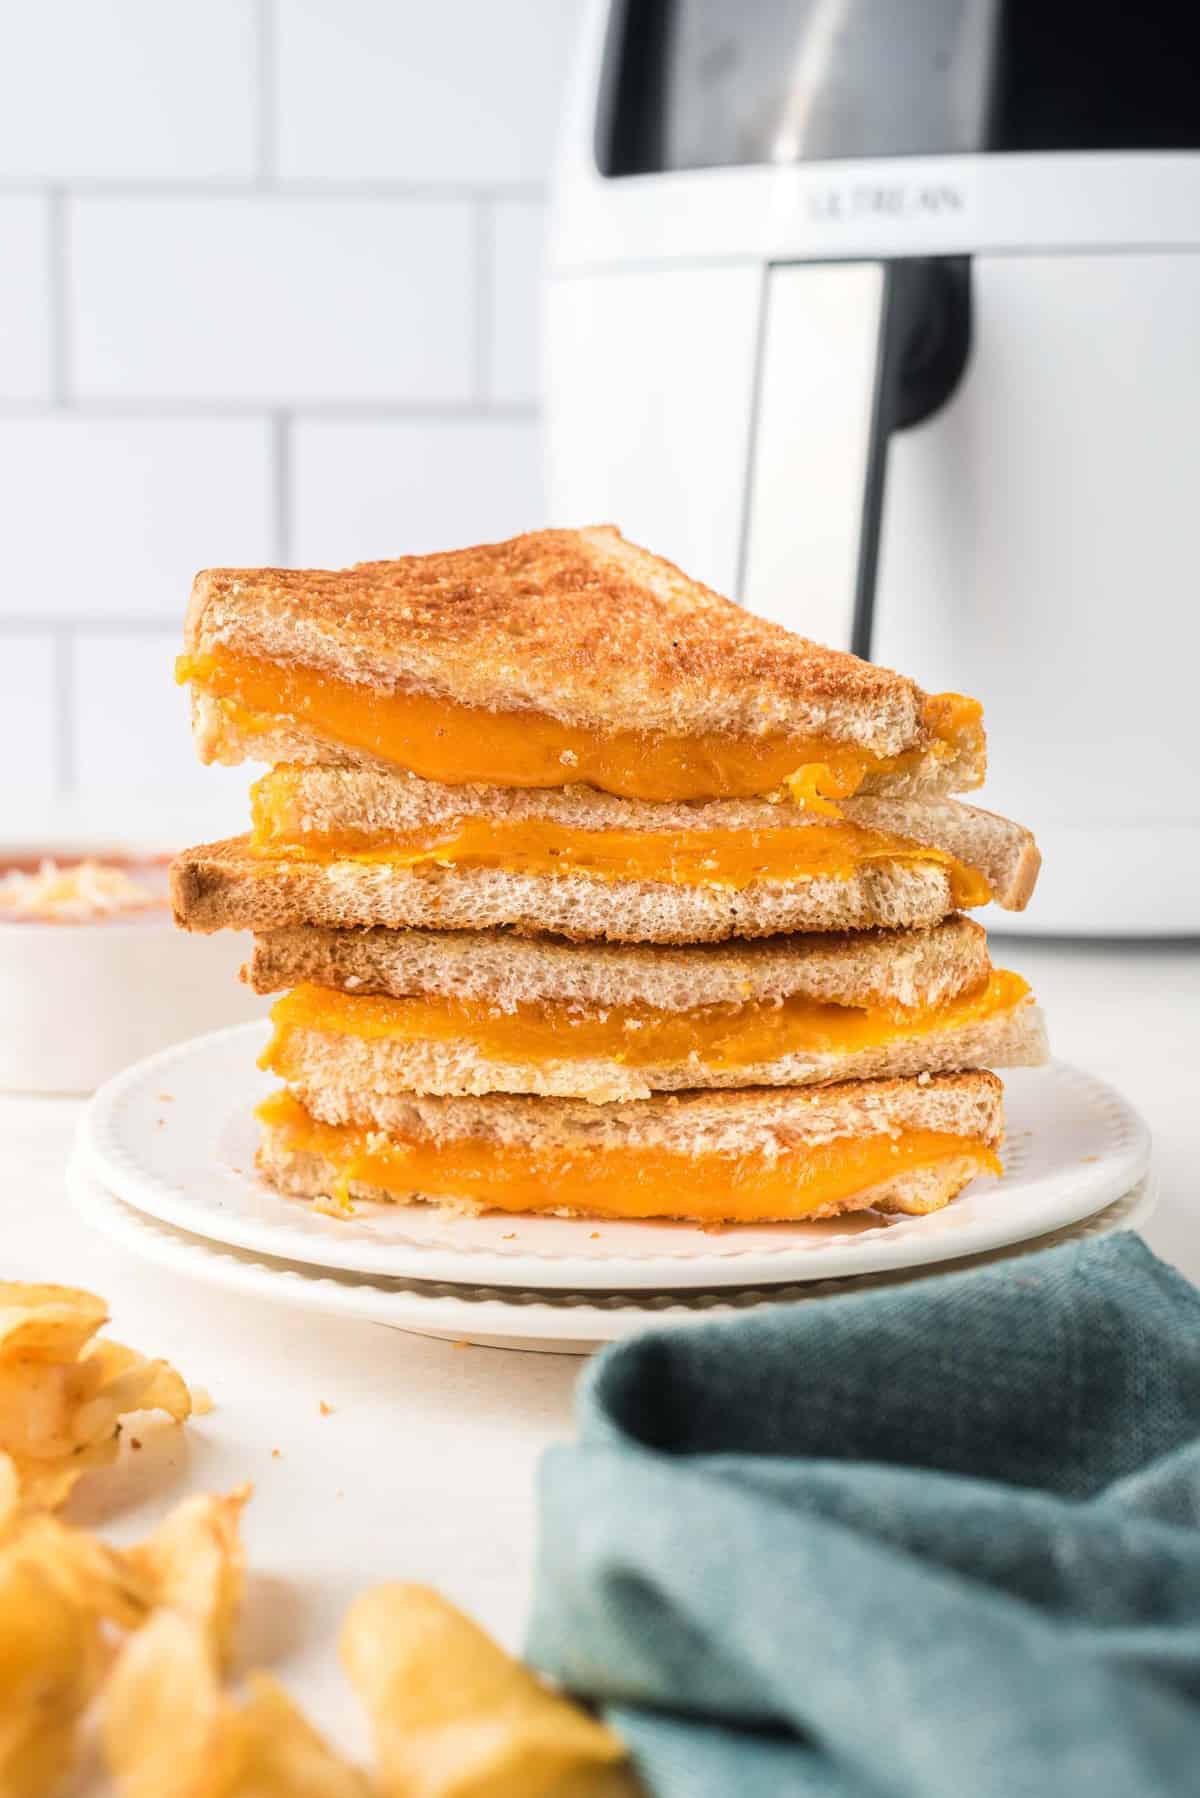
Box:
[0,830,263,1095]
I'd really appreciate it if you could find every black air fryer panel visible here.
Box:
[600,0,1200,175]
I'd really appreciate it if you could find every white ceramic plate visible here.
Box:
[77,1021,1152,1290]
[70,1159,1158,1355]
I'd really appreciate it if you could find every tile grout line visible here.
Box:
[0,179,547,200]
[0,400,539,421]
[47,186,70,407]
[473,194,493,405]
[53,629,77,793]
[272,411,292,564]
[0,619,187,636]
[256,0,277,185]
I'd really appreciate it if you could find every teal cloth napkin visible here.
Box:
[527,1235,1200,1797]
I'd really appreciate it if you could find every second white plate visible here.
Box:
[77,1022,1151,1291]
[70,1161,1158,1355]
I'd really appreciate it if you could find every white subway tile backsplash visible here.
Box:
[0,2,257,182]
[73,633,250,801]
[488,200,545,406]
[68,196,475,404]
[0,196,52,400]
[276,0,582,185]
[290,418,544,565]
[0,635,57,789]
[0,418,274,620]
[2,2,563,791]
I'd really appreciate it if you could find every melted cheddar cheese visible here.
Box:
[262,970,1029,1075]
[257,1090,1000,1223]
[178,648,982,806]
[247,797,992,907]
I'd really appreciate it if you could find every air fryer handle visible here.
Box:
[853,258,972,657]
[739,257,970,658]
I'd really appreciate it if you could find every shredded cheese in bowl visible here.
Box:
[0,858,165,922]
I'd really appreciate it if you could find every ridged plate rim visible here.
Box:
[69,1159,1158,1353]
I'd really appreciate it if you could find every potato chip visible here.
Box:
[0,1542,109,1797]
[222,1674,373,1796]
[105,1613,370,1796]
[0,1283,108,1362]
[7,1513,151,1632]
[125,1486,251,1669]
[0,1450,20,1527]
[104,1481,367,1795]
[0,1283,194,1509]
[104,1606,238,1798]
[340,1584,631,1798]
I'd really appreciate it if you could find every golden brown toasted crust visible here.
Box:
[170,835,962,943]
[246,916,990,1011]
[185,525,961,754]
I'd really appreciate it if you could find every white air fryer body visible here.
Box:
[546,0,1200,935]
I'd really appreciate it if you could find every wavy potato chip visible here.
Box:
[0,1283,193,1508]
[0,1474,251,1798]
[104,1608,370,1797]
[104,1605,238,1798]
[5,1514,152,1632]
[223,1673,373,1797]
[125,1486,251,1669]
[0,1542,111,1797]
[340,1583,633,1798]
[0,1283,109,1362]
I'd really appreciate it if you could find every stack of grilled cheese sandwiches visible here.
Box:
[173,526,1045,1225]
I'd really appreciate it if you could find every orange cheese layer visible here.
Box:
[257,1091,1000,1223]
[247,804,992,907]
[178,648,982,806]
[262,970,1029,1074]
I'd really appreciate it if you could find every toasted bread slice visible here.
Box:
[245,763,1039,913]
[172,836,968,942]
[247,916,991,1010]
[257,1070,1004,1224]
[264,987,1046,1104]
[183,526,986,793]
[846,795,1040,912]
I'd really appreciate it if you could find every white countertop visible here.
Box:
[3,935,1198,1776]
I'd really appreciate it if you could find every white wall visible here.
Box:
[0,0,582,797]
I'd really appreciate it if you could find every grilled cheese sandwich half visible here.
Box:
[178,526,986,807]
[170,765,1037,944]
[255,1070,1005,1225]
[249,917,1046,1103]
